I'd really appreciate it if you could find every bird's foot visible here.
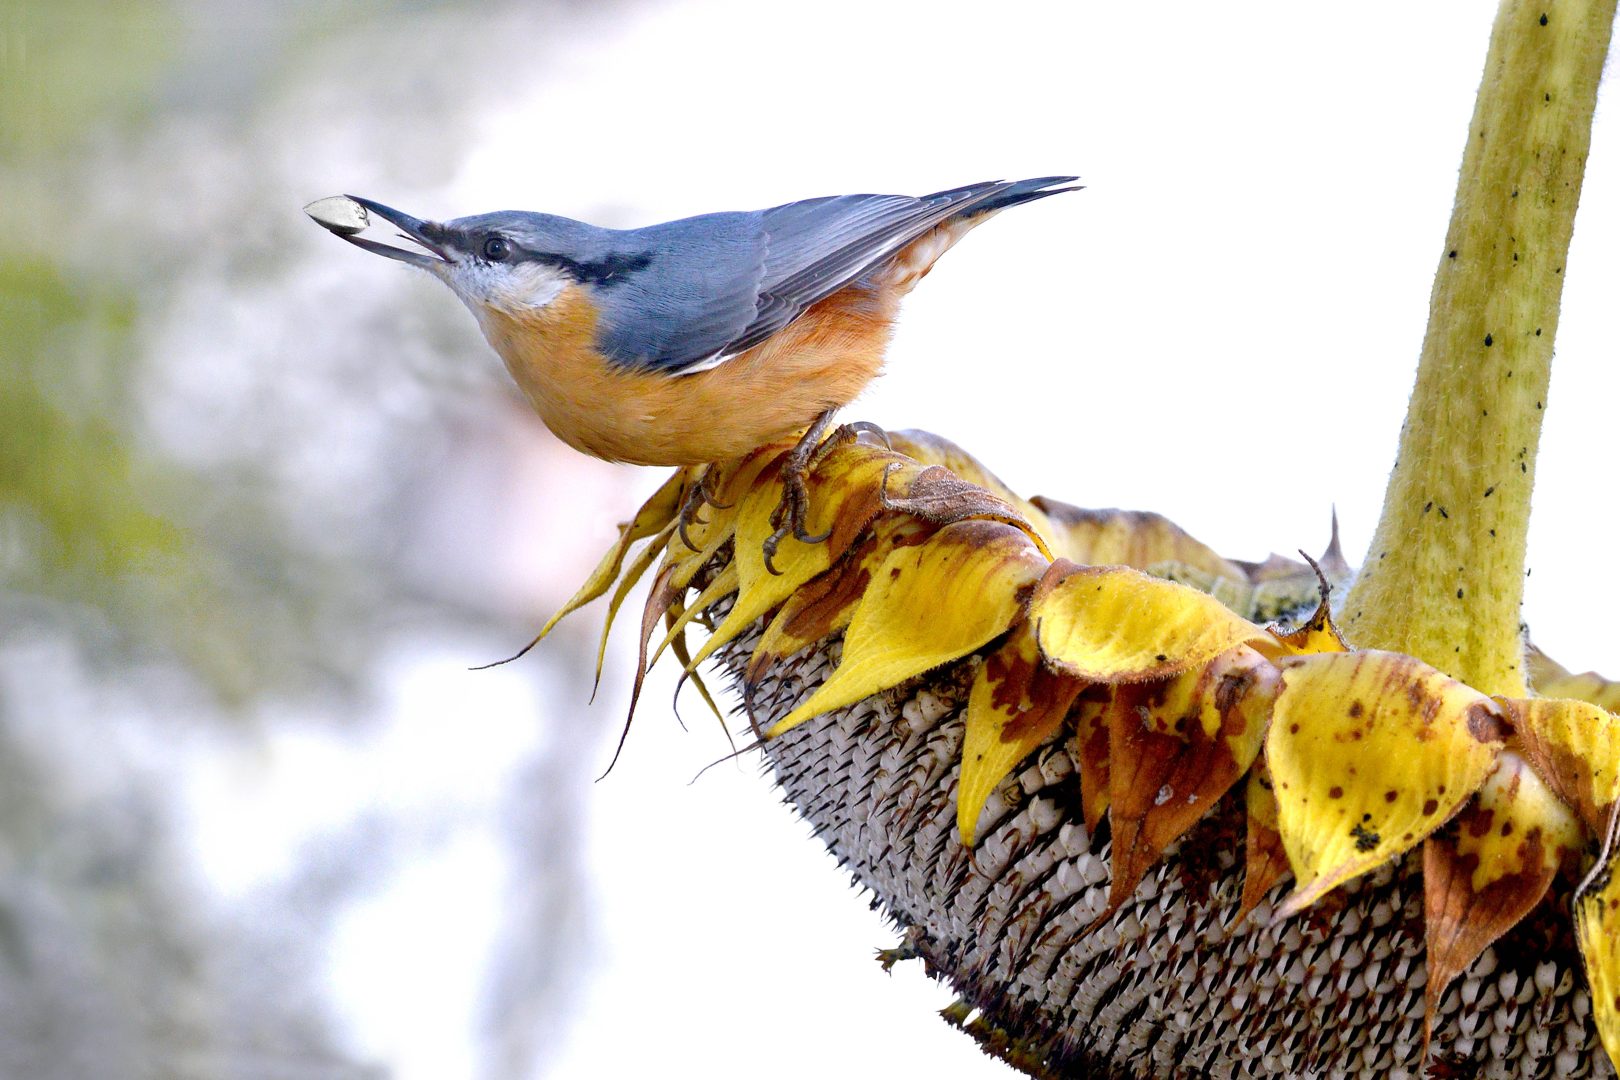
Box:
[808,420,891,470]
[676,464,729,551]
[763,463,832,575]
[762,409,850,575]
[697,461,734,509]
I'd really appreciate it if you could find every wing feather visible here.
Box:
[598,178,1074,374]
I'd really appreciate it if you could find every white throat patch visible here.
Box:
[441,259,571,320]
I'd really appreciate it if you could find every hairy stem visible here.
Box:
[1342,0,1615,695]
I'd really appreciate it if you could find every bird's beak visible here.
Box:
[304,195,454,270]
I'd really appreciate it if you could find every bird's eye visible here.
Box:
[483,236,511,261]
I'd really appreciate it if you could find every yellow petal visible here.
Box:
[1576,809,1620,1074]
[1144,523,1347,627]
[768,520,1046,737]
[668,611,727,733]
[957,618,1085,844]
[1269,595,1349,656]
[593,519,678,687]
[1032,561,1273,683]
[1104,644,1278,912]
[666,450,780,589]
[879,464,1051,556]
[1030,499,1249,581]
[1148,563,1328,627]
[744,516,935,696]
[1528,645,1620,714]
[1499,695,1620,835]
[691,437,1059,675]
[648,562,738,670]
[806,444,930,562]
[680,457,843,670]
[1268,650,1507,917]
[819,438,1051,556]
[1422,751,1583,1034]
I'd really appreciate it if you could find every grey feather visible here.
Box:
[453,177,1079,375]
[592,212,769,372]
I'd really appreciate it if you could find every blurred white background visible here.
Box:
[4,2,1616,1078]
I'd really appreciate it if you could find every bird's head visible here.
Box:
[306,195,635,326]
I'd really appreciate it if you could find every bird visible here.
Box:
[305,177,1081,566]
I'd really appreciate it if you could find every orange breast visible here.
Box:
[479,282,899,466]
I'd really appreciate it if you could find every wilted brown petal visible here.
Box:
[1103,645,1277,914]
[1422,751,1583,1044]
[1233,760,1292,929]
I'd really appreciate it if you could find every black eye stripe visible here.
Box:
[548,250,654,288]
[478,238,653,288]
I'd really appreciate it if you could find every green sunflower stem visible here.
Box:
[1341,0,1615,696]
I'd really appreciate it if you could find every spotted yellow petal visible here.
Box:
[1576,807,1620,1072]
[1032,561,1273,684]
[769,520,1046,737]
[1422,751,1583,1034]
[1500,695,1620,835]
[1268,650,1507,917]
[957,618,1085,844]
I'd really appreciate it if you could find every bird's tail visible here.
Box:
[876,176,1081,297]
[946,175,1083,221]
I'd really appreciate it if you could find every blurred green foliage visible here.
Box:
[1,258,182,579]
[0,0,403,704]
[2,0,184,591]
[0,5,590,1077]
[0,0,177,165]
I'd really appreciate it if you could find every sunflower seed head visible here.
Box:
[725,635,1612,1078]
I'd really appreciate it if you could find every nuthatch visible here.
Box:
[306,177,1080,560]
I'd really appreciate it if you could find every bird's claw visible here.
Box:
[675,479,711,552]
[677,463,740,552]
[842,420,893,450]
[806,421,890,473]
[761,530,786,576]
[763,471,822,575]
[761,408,869,574]
[697,464,734,510]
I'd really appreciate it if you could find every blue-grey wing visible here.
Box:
[598,178,1075,374]
[731,181,1013,358]
[592,211,769,373]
